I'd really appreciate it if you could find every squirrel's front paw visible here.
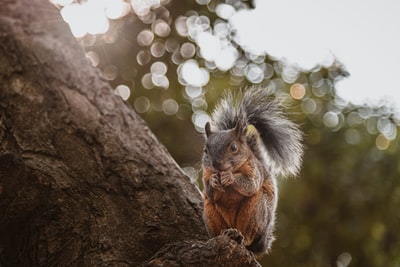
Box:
[220,171,234,187]
[210,174,224,191]
[222,228,244,245]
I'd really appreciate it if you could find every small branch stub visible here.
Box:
[146,229,261,267]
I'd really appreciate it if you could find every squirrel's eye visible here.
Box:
[230,143,237,151]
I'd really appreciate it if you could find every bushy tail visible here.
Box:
[210,86,303,176]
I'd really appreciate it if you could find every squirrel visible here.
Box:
[202,86,303,256]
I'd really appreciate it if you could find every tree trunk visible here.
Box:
[0,0,260,266]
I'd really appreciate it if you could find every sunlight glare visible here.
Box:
[215,45,239,71]
[105,0,131,19]
[196,31,238,71]
[51,0,73,6]
[178,60,209,87]
[196,32,220,61]
[216,4,235,20]
[131,0,160,16]
[230,0,400,111]
[60,1,109,37]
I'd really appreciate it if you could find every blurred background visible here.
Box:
[53,0,400,266]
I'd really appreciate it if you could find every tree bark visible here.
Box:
[0,0,260,266]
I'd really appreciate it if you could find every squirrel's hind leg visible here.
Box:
[203,196,228,237]
[245,230,274,257]
[237,191,275,256]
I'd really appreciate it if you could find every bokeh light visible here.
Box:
[195,0,210,5]
[191,98,207,111]
[131,0,161,17]
[60,1,110,37]
[301,98,317,114]
[344,128,361,145]
[141,73,154,89]
[337,252,352,267]
[290,83,306,100]
[366,117,378,135]
[162,99,179,115]
[245,63,264,83]
[377,117,397,140]
[150,41,166,57]
[192,110,210,133]
[215,3,235,19]
[282,65,300,84]
[197,32,219,60]
[103,65,118,81]
[175,16,189,37]
[185,85,203,99]
[137,30,154,46]
[152,19,170,37]
[137,50,152,66]
[347,112,363,126]
[180,42,196,58]
[323,111,339,128]
[134,96,150,113]
[151,74,169,89]
[105,0,131,19]
[375,134,389,150]
[150,61,167,76]
[178,60,209,87]
[114,84,131,100]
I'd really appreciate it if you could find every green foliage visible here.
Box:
[267,106,400,267]
[66,0,400,265]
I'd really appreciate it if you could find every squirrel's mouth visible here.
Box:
[210,155,251,173]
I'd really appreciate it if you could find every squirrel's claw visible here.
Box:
[219,171,234,187]
[210,174,225,192]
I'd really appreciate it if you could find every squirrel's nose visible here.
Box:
[212,161,223,171]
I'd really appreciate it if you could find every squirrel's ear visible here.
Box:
[205,122,212,137]
[234,119,247,138]
[246,124,258,138]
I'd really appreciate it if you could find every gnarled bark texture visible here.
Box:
[0,0,260,266]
